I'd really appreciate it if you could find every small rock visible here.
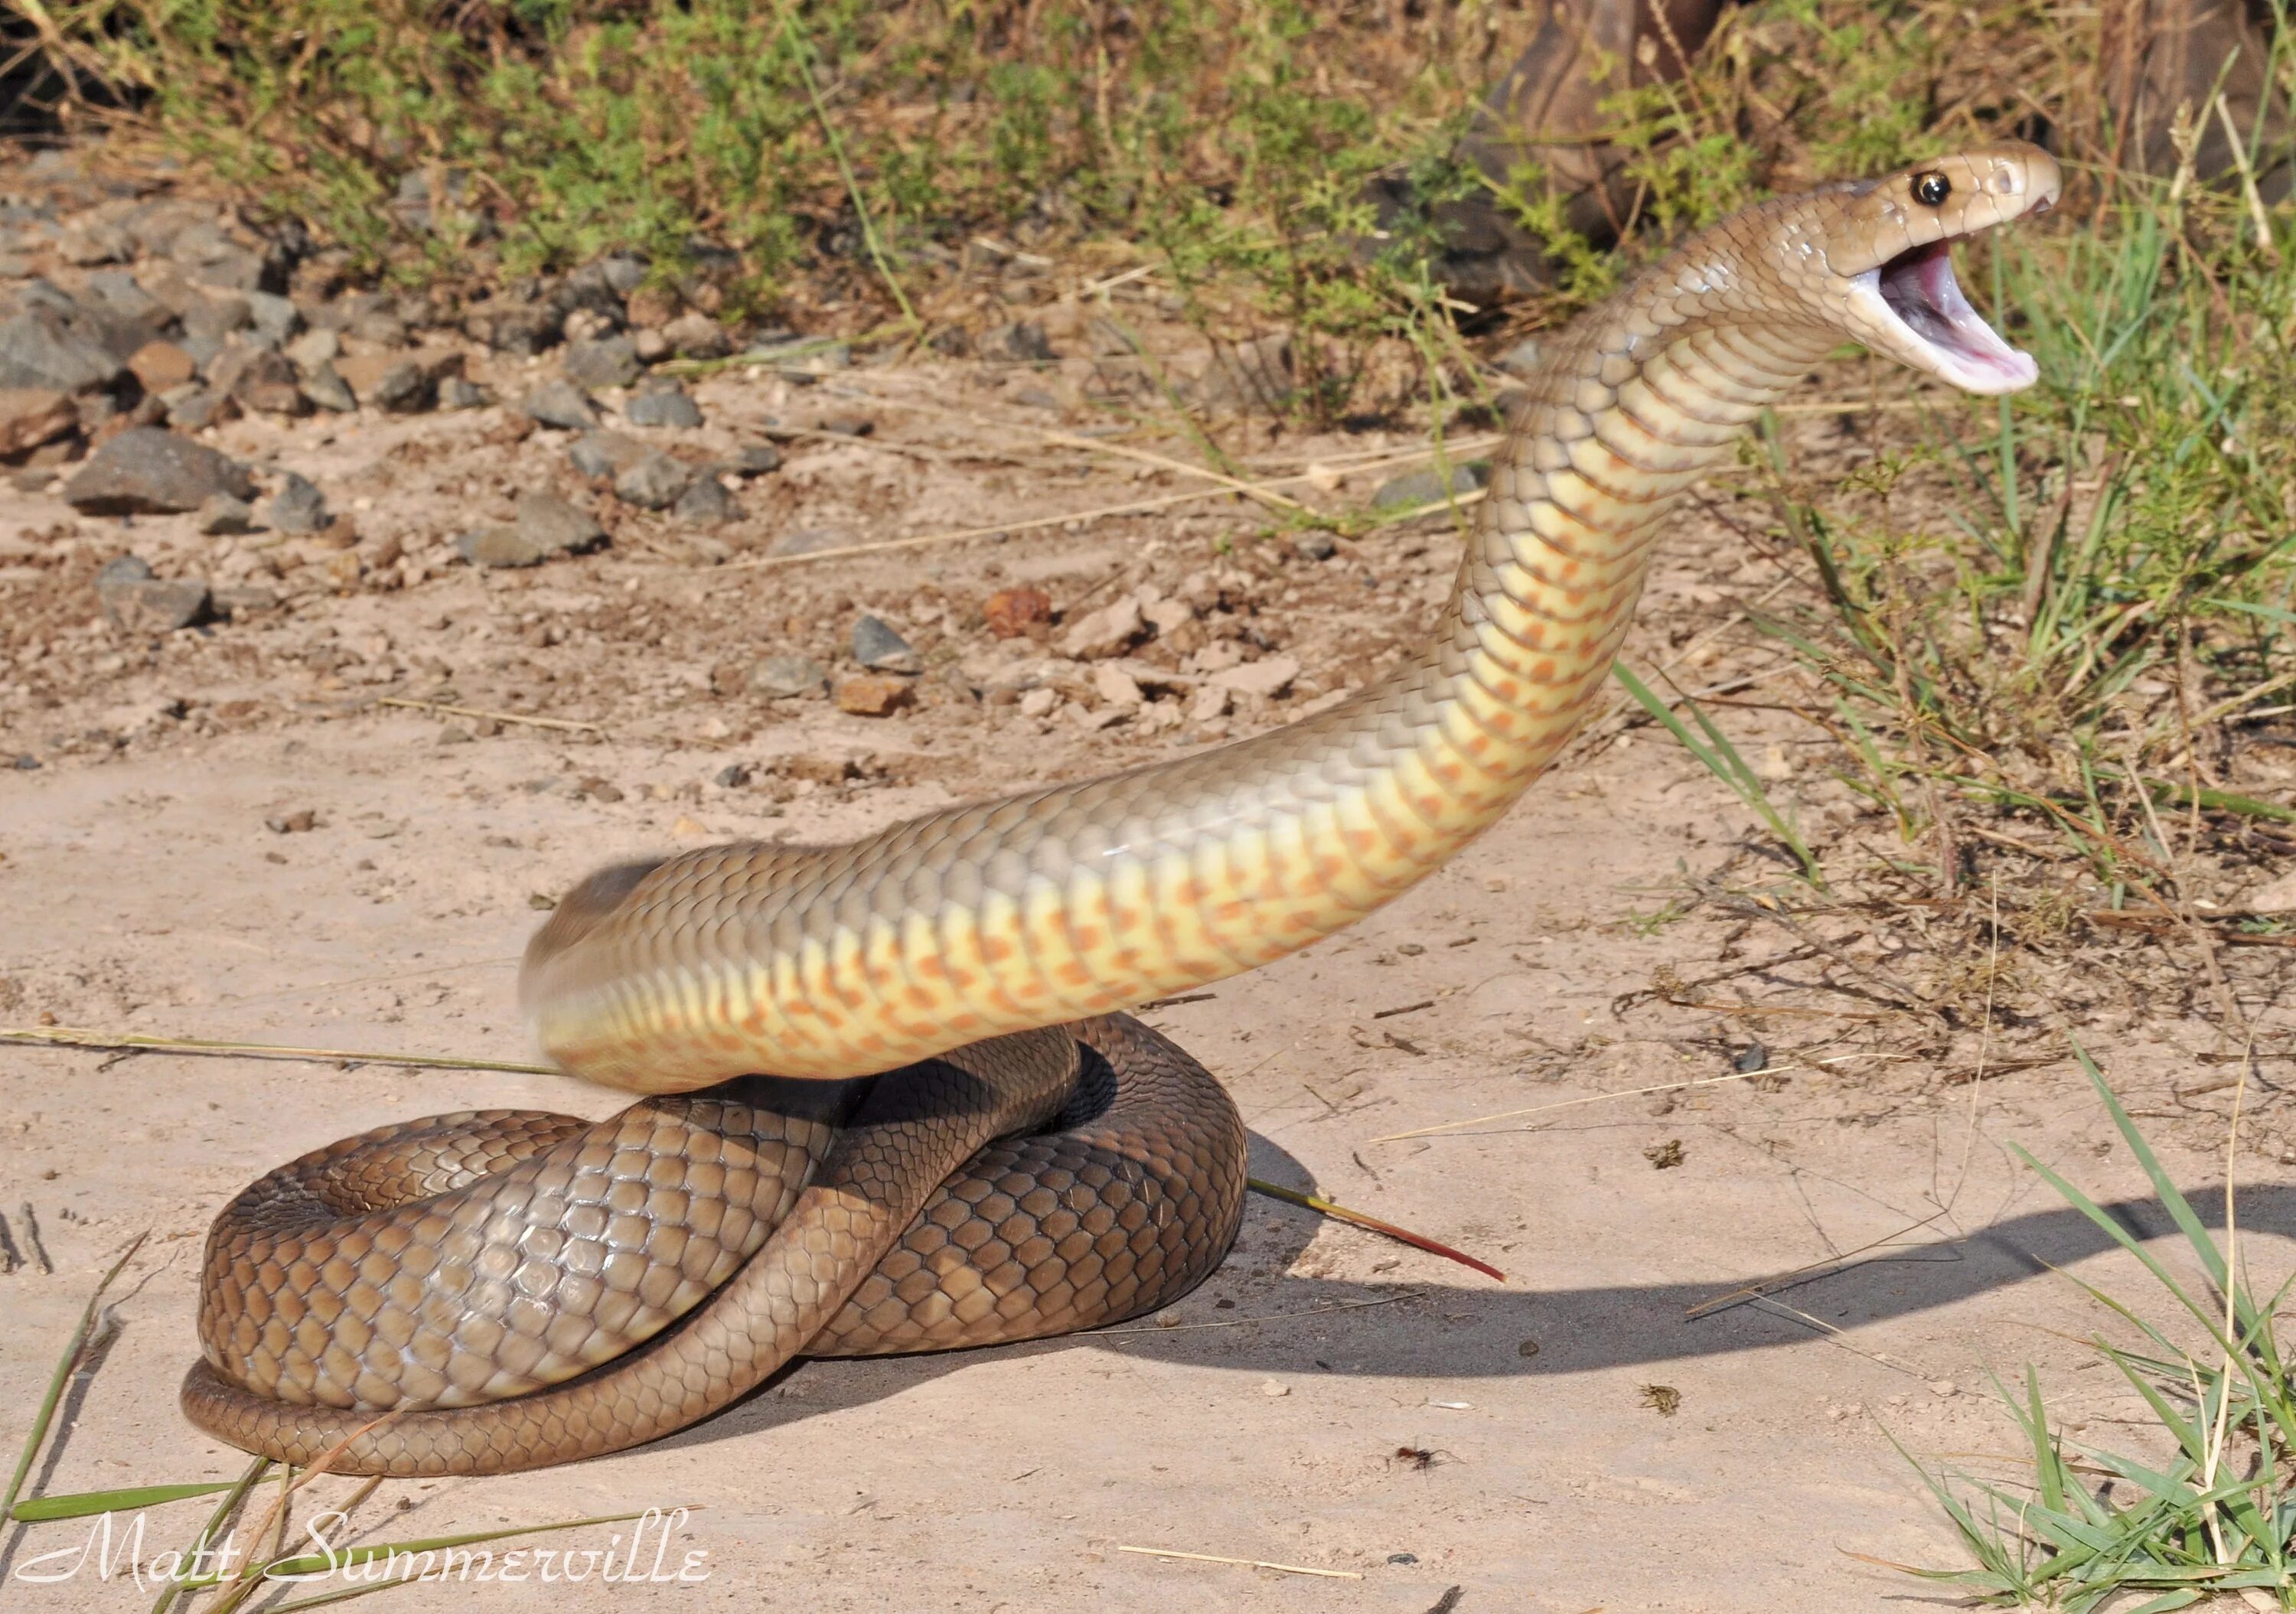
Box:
[1259,1379,1290,1398]
[1643,1139,1686,1170]
[631,328,670,364]
[720,443,784,477]
[127,341,197,393]
[1372,461,1489,511]
[179,293,253,344]
[514,492,606,556]
[96,556,209,632]
[563,335,642,391]
[1211,654,1302,699]
[751,655,828,699]
[614,452,695,510]
[227,348,310,416]
[333,354,434,412]
[1929,1380,1958,1398]
[210,584,278,618]
[1092,664,1143,707]
[568,430,648,481]
[672,473,739,527]
[265,809,318,834]
[481,300,563,356]
[0,308,126,394]
[836,675,914,717]
[1058,595,1144,659]
[298,364,357,413]
[521,379,599,431]
[1733,1042,1769,1074]
[626,386,703,429]
[455,528,548,569]
[245,290,302,347]
[851,615,920,673]
[1495,337,1546,378]
[266,472,330,536]
[661,311,731,360]
[1293,531,1338,562]
[439,377,490,410]
[285,328,341,372]
[194,494,254,536]
[1018,686,1060,719]
[64,428,254,514]
[0,388,77,458]
[983,586,1052,638]
[768,525,851,557]
[1189,683,1232,724]
[165,388,239,433]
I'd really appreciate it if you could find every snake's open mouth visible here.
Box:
[1865,238,2037,394]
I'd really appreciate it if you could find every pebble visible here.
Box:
[563,334,642,391]
[1293,531,1338,561]
[1209,654,1301,699]
[298,364,356,413]
[614,451,694,510]
[521,379,599,431]
[625,385,703,429]
[126,340,195,392]
[1260,1380,1290,1398]
[438,376,489,410]
[194,494,253,536]
[64,427,254,514]
[334,352,439,412]
[514,492,606,556]
[94,555,210,632]
[0,387,77,457]
[1495,337,1546,378]
[750,655,828,699]
[165,388,237,432]
[455,527,549,569]
[996,321,1056,362]
[835,675,914,717]
[662,311,731,360]
[1929,1380,1958,1397]
[266,471,330,535]
[285,328,340,371]
[1058,595,1143,659]
[719,442,783,477]
[671,473,739,527]
[1018,687,1059,719]
[568,430,648,481]
[1371,461,1488,510]
[850,615,921,673]
[264,809,317,834]
[983,586,1053,638]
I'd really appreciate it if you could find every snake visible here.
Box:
[184,143,2060,1477]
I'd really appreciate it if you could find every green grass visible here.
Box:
[1896,1047,2296,1610]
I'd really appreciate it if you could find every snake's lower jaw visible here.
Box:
[1854,239,2040,396]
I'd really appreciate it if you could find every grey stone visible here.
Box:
[224,347,309,416]
[357,359,434,412]
[83,271,165,326]
[178,332,225,375]
[850,614,920,673]
[266,472,330,535]
[245,290,303,346]
[1495,337,1546,379]
[283,331,338,377]
[521,379,599,431]
[1293,531,1338,561]
[569,431,647,481]
[750,654,828,698]
[181,294,252,343]
[63,428,253,514]
[626,386,703,429]
[481,300,563,356]
[613,452,694,510]
[165,387,237,432]
[96,556,209,631]
[662,311,731,360]
[514,492,605,556]
[456,528,549,569]
[439,377,489,410]
[600,254,648,295]
[210,585,278,618]
[671,473,739,527]
[720,442,783,477]
[768,524,851,557]
[0,310,126,394]
[1371,460,1489,510]
[195,494,253,536]
[299,364,356,413]
[563,335,641,391]
[347,308,409,347]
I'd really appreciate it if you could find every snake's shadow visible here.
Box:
[653,1143,2296,1459]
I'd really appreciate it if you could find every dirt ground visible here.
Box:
[5,264,2293,1612]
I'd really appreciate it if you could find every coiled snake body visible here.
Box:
[186,145,2060,1475]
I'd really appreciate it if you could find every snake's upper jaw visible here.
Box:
[1857,233,2040,396]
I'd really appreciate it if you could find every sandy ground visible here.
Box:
[2,351,2288,1614]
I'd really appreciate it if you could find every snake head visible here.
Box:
[1773,141,2063,395]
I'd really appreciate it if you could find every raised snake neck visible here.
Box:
[521,143,2061,1095]
[187,145,2059,1476]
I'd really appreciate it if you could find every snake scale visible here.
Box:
[184,144,2060,1476]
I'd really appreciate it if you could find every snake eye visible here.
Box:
[1913,171,1952,207]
